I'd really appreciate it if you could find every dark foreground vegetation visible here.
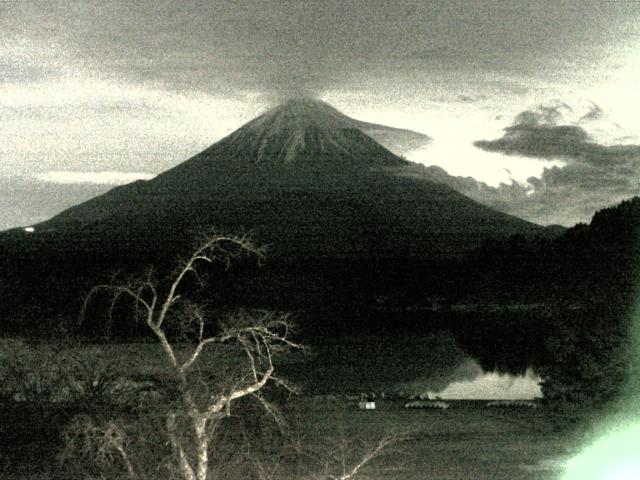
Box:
[1,198,640,478]
[0,392,593,480]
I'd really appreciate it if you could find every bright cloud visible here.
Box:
[34,171,155,185]
[324,88,566,187]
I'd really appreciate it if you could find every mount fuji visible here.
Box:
[0,99,552,330]
[25,98,542,258]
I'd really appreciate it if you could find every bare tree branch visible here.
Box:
[77,233,296,480]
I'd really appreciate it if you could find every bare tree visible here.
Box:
[75,234,301,480]
[65,233,410,480]
[290,421,414,480]
[315,433,406,480]
[238,420,412,480]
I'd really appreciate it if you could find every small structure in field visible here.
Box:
[405,400,449,409]
[358,401,376,410]
[419,392,441,400]
[486,400,538,409]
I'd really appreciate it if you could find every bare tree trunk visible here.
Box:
[167,413,197,480]
[195,418,209,480]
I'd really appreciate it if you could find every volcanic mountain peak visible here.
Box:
[246,98,357,131]
[26,98,542,258]
[215,98,429,166]
[222,98,354,164]
[174,97,414,173]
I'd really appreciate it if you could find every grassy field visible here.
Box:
[0,396,590,479]
[285,399,583,480]
[0,338,595,479]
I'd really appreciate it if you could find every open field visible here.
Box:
[0,337,600,479]
[285,399,584,480]
[0,395,591,479]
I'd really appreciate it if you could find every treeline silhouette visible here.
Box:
[468,197,640,407]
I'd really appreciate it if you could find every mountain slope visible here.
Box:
[30,99,542,256]
[225,98,431,161]
[0,98,549,331]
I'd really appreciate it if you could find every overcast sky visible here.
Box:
[2,0,640,228]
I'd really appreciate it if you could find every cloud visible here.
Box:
[5,0,635,100]
[34,171,155,185]
[399,143,640,227]
[475,123,593,159]
[474,120,640,166]
[422,102,638,226]
[0,72,264,177]
[580,103,604,122]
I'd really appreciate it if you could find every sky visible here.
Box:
[2,0,640,228]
